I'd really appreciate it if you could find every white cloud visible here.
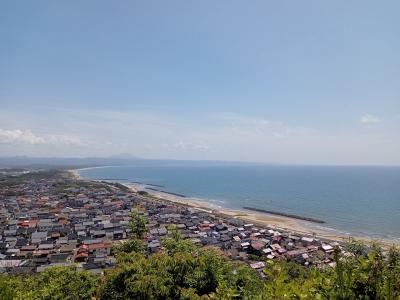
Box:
[360,114,382,124]
[47,134,87,146]
[167,141,210,151]
[0,128,84,146]
[0,129,45,144]
[0,109,399,165]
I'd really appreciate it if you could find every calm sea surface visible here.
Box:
[79,165,400,240]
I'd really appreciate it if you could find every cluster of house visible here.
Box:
[0,177,139,274]
[142,198,339,276]
[0,173,340,276]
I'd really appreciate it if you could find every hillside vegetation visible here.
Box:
[1,209,399,299]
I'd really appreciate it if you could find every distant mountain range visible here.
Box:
[0,156,263,169]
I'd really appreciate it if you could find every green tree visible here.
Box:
[129,207,148,239]
[333,247,355,299]
[12,266,99,300]
[262,260,333,299]
[0,274,20,300]
[162,228,198,255]
[100,247,263,299]
[344,238,366,258]
[384,246,400,299]
[112,238,145,255]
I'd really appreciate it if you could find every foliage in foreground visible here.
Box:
[1,230,400,299]
[260,243,400,300]
[100,249,262,299]
[0,266,98,300]
[1,241,400,299]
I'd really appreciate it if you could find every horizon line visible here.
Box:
[0,155,399,168]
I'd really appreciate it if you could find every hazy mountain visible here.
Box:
[0,156,265,169]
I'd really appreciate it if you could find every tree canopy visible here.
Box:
[0,266,98,300]
[1,229,400,299]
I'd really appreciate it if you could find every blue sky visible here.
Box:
[0,1,399,165]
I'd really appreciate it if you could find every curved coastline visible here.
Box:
[72,167,400,247]
[124,182,399,247]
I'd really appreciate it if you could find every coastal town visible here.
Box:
[0,169,350,276]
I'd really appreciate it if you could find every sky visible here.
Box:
[0,1,399,165]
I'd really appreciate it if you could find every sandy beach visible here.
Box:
[122,183,399,247]
[72,169,399,248]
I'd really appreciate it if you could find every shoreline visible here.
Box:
[71,168,400,247]
[123,182,400,247]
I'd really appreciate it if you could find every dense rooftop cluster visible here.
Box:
[0,172,139,273]
[144,200,340,276]
[0,170,341,276]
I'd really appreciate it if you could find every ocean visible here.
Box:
[78,164,400,241]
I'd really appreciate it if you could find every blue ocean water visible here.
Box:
[78,165,400,240]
